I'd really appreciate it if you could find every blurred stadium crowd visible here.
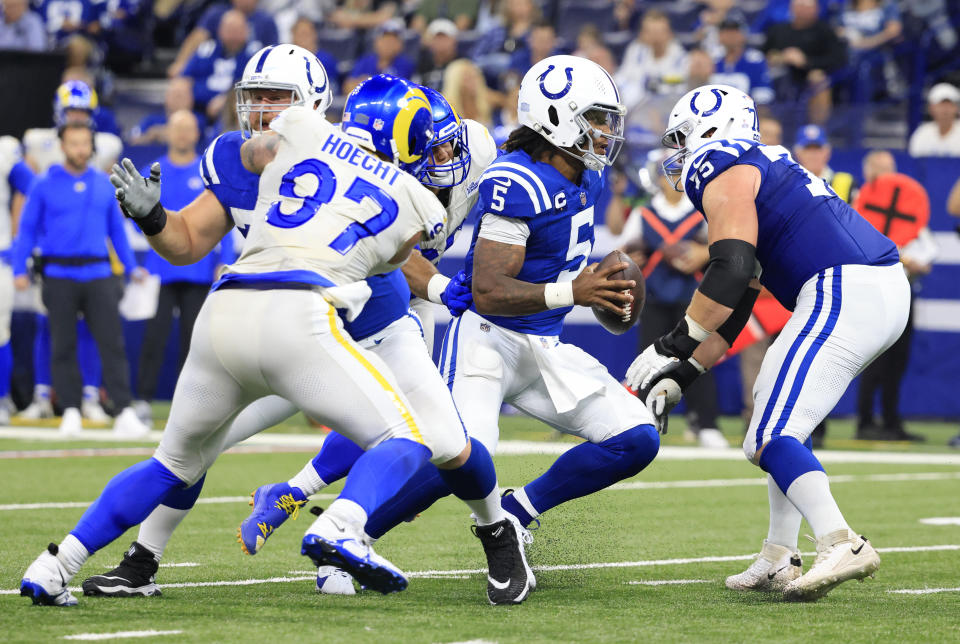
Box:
[1,0,960,446]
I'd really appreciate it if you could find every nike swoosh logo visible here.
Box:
[767,565,789,580]
[488,576,511,590]
[491,178,511,187]
[852,542,864,555]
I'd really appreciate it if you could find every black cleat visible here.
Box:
[473,518,531,605]
[82,542,161,597]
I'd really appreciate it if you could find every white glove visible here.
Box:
[626,344,680,391]
[642,378,683,434]
[110,158,161,219]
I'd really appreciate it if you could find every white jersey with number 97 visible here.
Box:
[227,106,447,287]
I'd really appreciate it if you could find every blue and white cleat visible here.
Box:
[316,565,357,595]
[238,483,308,555]
[20,544,78,606]
[301,512,407,595]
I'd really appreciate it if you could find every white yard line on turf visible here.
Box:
[1,544,956,596]
[62,631,183,641]
[625,579,711,586]
[2,471,956,512]
[887,587,960,595]
[919,517,960,526]
[3,427,960,465]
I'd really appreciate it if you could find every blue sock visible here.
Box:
[71,458,185,552]
[505,425,659,525]
[160,474,206,510]
[437,437,497,501]
[338,438,431,517]
[804,436,814,451]
[759,436,825,494]
[365,464,450,539]
[311,431,364,485]
[77,321,102,388]
[34,315,51,387]
[0,341,11,398]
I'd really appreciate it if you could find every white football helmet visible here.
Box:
[517,55,626,171]
[235,44,333,138]
[662,84,759,187]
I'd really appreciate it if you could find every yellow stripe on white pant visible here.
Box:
[325,307,425,444]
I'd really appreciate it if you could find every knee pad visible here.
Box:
[601,424,660,479]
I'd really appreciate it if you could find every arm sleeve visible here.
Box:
[9,161,35,195]
[478,213,530,245]
[107,199,137,273]
[13,187,42,276]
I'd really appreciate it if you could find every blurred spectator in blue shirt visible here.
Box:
[0,0,47,50]
[36,0,103,47]
[134,110,235,412]
[415,18,459,91]
[168,0,276,78]
[838,0,902,101]
[289,15,340,96]
[713,15,774,105]
[181,9,253,119]
[471,0,538,87]
[508,21,562,79]
[99,0,151,72]
[344,19,414,94]
[129,77,207,145]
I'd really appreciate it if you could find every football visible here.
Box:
[592,250,645,335]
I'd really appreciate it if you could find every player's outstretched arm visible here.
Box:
[402,250,473,316]
[239,132,280,175]
[472,237,635,317]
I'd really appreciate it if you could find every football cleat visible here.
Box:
[113,407,151,439]
[726,540,802,592]
[783,530,880,602]
[20,543,78,606]
[238,483,308,555]
[81,399,111,423]
[81,541,161,597]
[301,512,407,595]
[473,518,532,605]
[18,397,54,420]
[504,512,537,591]
[59,407,83,436]
[316,565,356,595]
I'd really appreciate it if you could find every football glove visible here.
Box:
[110,159,161,220]
[441,270,473,317]
[635,357,705,434]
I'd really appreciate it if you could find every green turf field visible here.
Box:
[1,416,958,643]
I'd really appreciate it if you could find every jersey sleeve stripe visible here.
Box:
[493,161,552,207]
[480,170,545,214]
[203,136,221,185]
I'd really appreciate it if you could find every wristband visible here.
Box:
[657,315,709,360]
[427,273,451,304]
[544,281,574,309]
[132,201,167,237]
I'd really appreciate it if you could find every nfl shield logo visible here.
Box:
[580,192,587,206]
[480,322,491,333]
[373,118,385,131]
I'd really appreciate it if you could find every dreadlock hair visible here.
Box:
[500,125,556,161]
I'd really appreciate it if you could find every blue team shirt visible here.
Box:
[199,129,407,340]
[38,0,103,44]
[350,53,415,83]
[683,139,899,309]
[144,155,235,284]
[199,5,278,51]
[713,49,774,105]
[182,40,253,107]
[465,149,604,336]
[14,164,137,281]
[9,160,35,195]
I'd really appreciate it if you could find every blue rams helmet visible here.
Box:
[341,74,434,177]
[54,81,98,126]
[418,85,471,189]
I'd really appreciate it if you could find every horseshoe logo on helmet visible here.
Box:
[304,56,327,95]
[538,65,575,100]
[689,88,725,117]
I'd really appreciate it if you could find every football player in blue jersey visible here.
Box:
[626,85,909,601]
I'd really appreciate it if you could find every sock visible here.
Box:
[518,425,660,520]
[365,463,451,539]
[501,487,539,528]
[71,458,185,553]
[309,431,364,488]
[0,341,11,398]
[324,498,368,528]
[437,438,502,525]
[77,321,102,389]
[288,460,327,497]
[759,436,848,539]
[82,385,99,403]
[35,384,51,400]
[338,438,431,517]
[34,315,51,388]
[137,475,206,558]
[765,475,802,550]
[56,534,90,577]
